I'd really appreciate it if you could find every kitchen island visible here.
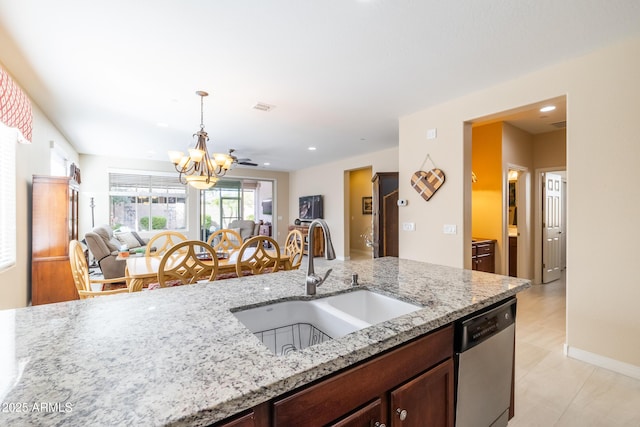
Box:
[0,258,529,426]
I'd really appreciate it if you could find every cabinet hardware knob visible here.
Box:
[374,422,386,427]
[396,408,408,420]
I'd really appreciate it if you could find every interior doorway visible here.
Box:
[468,95,567,283]
[506,165,530,278]
[534,169,567,284]
[347,167,374,260]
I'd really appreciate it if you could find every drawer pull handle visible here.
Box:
[396,408,408,421]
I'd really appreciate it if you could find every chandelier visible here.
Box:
[168,91,233,190]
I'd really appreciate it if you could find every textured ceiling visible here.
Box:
[0,1,638,171]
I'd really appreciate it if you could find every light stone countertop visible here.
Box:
[0,257,530,426]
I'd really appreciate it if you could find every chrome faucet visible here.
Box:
[306,219,336,295]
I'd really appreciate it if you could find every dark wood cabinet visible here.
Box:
[471,239,495,273]
[31,176,80,305]
[272,326,453,427]
[288,224,324,257]
[389,359,454,427]
[372,172,399,258]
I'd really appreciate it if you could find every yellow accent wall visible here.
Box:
[471,122,503,271]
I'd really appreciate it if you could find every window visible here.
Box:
[50,141,69,177]
[0,123,17,271]
[109,171,188,232]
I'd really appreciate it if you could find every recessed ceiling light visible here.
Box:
[156,122,169,128]
[540,105,556,113]
[308,146,316,151]
[263,162,270,166]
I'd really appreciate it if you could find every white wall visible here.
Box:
[290,147,398,259]
[399,37,640,371]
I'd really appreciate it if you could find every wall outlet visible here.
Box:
[402,222,415,231]
[443,224,457,234]
[427,128,437,139]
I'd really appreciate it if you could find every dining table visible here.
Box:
[124,249,292,292]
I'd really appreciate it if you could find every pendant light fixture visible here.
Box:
[168,91,233,190]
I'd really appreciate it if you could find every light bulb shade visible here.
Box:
[186,175,217,190]
[213,153,232,166]
[188,148,205,162]
[168,150,184,164]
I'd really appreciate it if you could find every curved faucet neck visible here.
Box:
[305,219,336,295]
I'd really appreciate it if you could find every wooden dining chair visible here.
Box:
[69,240,130,299]
[157,240,219,287]
[284,229,304,270]
[235,236,282,277]
[206,228,242,255]
[145,231,188,256]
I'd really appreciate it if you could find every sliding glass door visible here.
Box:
[200,179,273,241]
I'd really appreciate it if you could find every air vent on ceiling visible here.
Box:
[551,120,566,128]
[253,102,275,112]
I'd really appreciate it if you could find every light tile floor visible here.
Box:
[510,272,640,426]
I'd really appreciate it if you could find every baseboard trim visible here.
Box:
[565,344,640,380]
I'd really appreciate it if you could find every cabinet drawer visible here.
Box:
[475,244,493,255]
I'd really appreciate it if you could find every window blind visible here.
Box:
[0,123,17,271]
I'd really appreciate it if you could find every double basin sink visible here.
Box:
[232,290,422,356]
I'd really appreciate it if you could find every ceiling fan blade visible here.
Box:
[238,161,258,166]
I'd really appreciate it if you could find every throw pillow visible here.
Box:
[115,232,142,249]
[131,231,147,246]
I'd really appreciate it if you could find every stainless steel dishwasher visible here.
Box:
[455,297,516,427]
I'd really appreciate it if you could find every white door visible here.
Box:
[542,173,562,283]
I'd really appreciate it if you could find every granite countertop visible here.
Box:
[0,258,530,426]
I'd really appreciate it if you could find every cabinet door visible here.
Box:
[475,254,494,273]
[330,398,385,427]
[389,359,454,427]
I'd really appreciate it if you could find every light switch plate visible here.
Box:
[402,222,415,231]
[443,224,457,234]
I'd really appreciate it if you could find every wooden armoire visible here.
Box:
[31,175,80,305]
[371,172,399,258]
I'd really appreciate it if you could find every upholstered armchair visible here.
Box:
[84,225,149,279]
[227,220,260,242]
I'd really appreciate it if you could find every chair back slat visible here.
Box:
[158,240,219,287]
[284,229,304,270]
[206,229,242,255]
[145,231,188,256]
[235,236,281,277]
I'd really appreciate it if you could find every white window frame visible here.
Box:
[108,170,189,232]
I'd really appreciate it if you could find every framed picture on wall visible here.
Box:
[362,196,372,215]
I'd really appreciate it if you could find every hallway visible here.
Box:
[510,274,640,426]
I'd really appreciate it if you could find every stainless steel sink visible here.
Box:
[232,290,422,356]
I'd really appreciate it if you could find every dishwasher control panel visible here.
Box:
[455,297,516,352]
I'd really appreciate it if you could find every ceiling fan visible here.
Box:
[228,148,258,167]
